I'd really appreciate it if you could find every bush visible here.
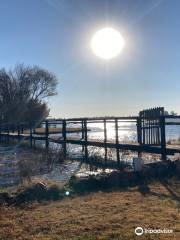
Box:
[47,184,62,201]
[13,182,63,205]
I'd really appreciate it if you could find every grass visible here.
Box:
[3,127,90,136]
[0,176,179,240]
[29,127,90,134]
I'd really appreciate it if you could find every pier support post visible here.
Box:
[81,120,85,152]
[6,124,9,144]
[12,124,15,133]
[21,124,24,134]
[18,124,21,143]
[104,119,107,165]
[33,123,36,146]
[160,115,166,160]
[84,119,88,161]
[7,125,9,144]
[45,120,49,150]
[30,124,33,148]
[115,118,120,167]
[62,120,67,157]
[0,124,1,143]
[137,117,142,158]
[81,120,84,139]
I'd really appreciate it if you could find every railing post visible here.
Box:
[84,119,88,161]
[33,122,36,146]
[137,116,142,157]
[160,115,166,160]
[30,124,33,148]
[12,124,15,133]
[62,120,67,156]
[104,119,107,165]
[81,120,85,152]
[7,124,9,144]
[21,124,24,134]
[0,124,1,143]
[137,117,142,144]
[45,120,49,150]
[81,120,84,139]
[17,124,20,142]
[115,118,120,166]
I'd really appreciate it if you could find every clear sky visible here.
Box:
[0,0,180,117]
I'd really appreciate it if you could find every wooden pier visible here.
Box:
[0,107,179,168]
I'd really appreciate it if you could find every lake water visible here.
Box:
[47,120,180,160]
[42,118,180,143]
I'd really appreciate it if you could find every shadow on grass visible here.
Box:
[0,160,180,206]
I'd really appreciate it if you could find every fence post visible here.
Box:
[0,124,1,143]
[21,124,24,134]
[160,115,166,160]
[62,120,67,156]
[84,119,88,161]
[30,124,33,148]
[115,118,120,166]
[81,120,85,152]
[137,116,142,157]
[17,124,20,142]
[7,124,9,144]
[104,119,107,165]
[12,124,14,133]
[81,120,84,139]
[45,120,49,150]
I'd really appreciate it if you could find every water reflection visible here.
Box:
[0,122,179,187]
[67,121,138,143]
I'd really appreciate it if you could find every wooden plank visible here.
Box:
[84,119,88,160]
[1,130,179,156]
[0,112,179,164]
[64,116,138,121]
[49,138,180,154]
[104,119,107,165]
[30,125,33,148]
[160,115,166,160]
[18,125,20,142]
[81,120,84,139]
[45,120,49,150]
[62,120,67,156]
[115,118,120,165]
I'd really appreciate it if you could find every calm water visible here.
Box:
[46,120,180,145]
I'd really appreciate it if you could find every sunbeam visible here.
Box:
[129,0,165,26]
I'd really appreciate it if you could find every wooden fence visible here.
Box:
[0,107,179,168]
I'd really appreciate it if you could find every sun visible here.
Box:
[90,27,125,60]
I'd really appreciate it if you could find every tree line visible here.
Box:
[0,64,58,124]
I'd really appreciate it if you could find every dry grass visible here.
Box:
[9,127,88,135]
[0,178,180,240]
[33,128,87,134]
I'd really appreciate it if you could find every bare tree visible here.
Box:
[0,64,58,123]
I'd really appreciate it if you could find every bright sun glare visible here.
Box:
[90,27,125,60]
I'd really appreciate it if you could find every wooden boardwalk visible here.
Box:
[0,107,180,168]
[0,132,179,155]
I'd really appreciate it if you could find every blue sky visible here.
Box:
[0,0,180,117]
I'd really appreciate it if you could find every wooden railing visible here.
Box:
[0,108,179,168]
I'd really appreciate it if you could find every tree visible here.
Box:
[0,64,58,124]
[170,111,177,116]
